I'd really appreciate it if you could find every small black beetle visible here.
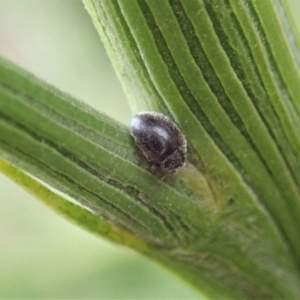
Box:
[130,112,187,175]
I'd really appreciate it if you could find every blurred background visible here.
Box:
[0,1,299,299]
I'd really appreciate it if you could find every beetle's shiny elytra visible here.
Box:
[130,112,187,174]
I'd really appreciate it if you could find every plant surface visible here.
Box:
[1,0,300,299]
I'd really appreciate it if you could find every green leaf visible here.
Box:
[0,56,203,246]
[0,157,148,251]
[1,0,300,298]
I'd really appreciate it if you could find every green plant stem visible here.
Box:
[0,0,300,297]
[83,0,300,298]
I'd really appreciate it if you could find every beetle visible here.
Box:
[130,112,187,175]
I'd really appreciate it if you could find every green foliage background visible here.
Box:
[0,0,299,298]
